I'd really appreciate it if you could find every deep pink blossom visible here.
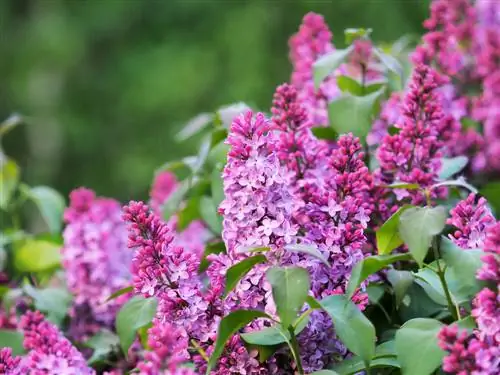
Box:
[62,188,132,340]
[19,310,94,374]
[447,194,495,249]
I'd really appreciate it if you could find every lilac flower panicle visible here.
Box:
[62,188,132,340]
[0,348,25,375]
[149,171,209,259]
[19,310,94,374]
[219,111,298,256]
[447,194,495,249]
[289,12,337,126]
[122,200,199,298]
[136,318,192,375]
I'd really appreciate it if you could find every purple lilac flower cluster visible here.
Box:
[413,0,500,173]
[123,200,267,374]
[374,64,452,221]
[439,195,499,374]
[150,171,210,259]
[62,188,132,340]
[2,310,94,374]
[219,111,298,256]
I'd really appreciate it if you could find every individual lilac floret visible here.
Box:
[136,318,192,375]
[447,194,495,249]
[122,201,199,298]
[219,111,298,256]
[19,310,94,374]
[289,12,337,126]
[62,188,132,340]
[0,348,25,375]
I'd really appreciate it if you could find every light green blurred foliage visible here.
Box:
[0,0,429,201]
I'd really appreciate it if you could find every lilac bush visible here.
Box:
[0,1,499,374]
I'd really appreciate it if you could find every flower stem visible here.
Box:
[432,238,458,320]
[288,326,304,375]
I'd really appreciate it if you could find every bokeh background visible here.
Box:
[1,0,430,202]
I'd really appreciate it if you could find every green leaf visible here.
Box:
[367,284,385,304]
[481,181,500,214]
[346,253,412,299]
[86,329,120,364]
[199,196,222,234]
[284,243,330,267]
[440,237,485,298]
[387,269,414,307]
[311,371,341,375]
[385,182,420,190]
[395,318,445,375]
[433,177,478,194]
[240,316,309,347]
[208,141,229,169]
[398,206,447,266]
[0,329,25,355]
[376,205,414,255]
[320,294,376,366]
[461,117,480,131]
[14,240,61,273]
[337,75,363,95]
[162,180,190,221]
[192,135,211,174]
[413,266,450,306]
[266,266,310,328]
[23,186,65,234]
[116,296,158,355]
[198,241,226,273]
[328,89,384,141]
[241,325,292,346]
[211,168,225,208]
[311,126,338,140]
[0,159,19,210]
[223,255,267,297]
[217,102,251,128]
[344,27,372,44]
[438,156,468,180]
[332,341,398,375]
[373,48,404,81]
[105,286,133,302]
[332,356,399,375]
[177,196,201,231]
[24,284,72,326]
[176,112,213,142]
[456,316,476,332]
[206,309,270,374]
[313,47,353,89]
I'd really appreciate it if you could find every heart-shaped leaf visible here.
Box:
[116,296,157,355]
[395,318,445,375]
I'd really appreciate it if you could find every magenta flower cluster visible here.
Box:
[3,3,500,375]
[62,188,132,340]
[439,194,499,374]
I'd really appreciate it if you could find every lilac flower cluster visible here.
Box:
[439,196,499,374]
[375,64,451,214]
[219,111,298,256]
[413,0,500,173]
[123,200,267,374]
[150,171,210,259]
[289,12,336,126]
[12,310,95,374]
[62,188,132,340]
[447,193,495,249]
[136,318,194,375]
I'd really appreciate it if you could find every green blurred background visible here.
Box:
[1,0,429,202]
